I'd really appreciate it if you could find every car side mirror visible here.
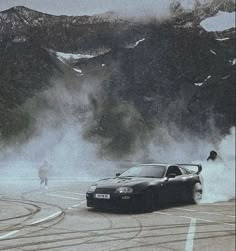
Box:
[116,173,121,177]
[167,173,176,179]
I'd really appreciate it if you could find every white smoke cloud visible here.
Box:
[0,76,234,203]
[201,127,235,203]
[0,77,116,181]
[146,126,235,203]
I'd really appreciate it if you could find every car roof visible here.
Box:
[138,163,188,168]
[138,163,169,167]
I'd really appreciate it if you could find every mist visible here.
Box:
[200,127,235,203]
[0,0,235,200]
[0,72,234,203]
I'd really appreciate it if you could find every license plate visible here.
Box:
[94,194,110,199]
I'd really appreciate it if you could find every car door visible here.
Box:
[162,166,184,203]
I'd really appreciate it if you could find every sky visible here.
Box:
[0,0,197,17]
[0,0,169,16]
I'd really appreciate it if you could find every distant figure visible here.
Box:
[207,150,221,161]
[38,160,51,190]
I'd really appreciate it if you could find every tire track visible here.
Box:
[0,190,65,242]
[0,209,113,250]
[0,213,234,251]
[0,198,41,232]
[1,189,234,251]
[101,213,144,251]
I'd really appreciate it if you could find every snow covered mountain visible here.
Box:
[0,3,235,158]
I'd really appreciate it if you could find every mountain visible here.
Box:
[0,40,64,140]
[0,6,147,53]
[76,20,235,157]
[0,4,235,158]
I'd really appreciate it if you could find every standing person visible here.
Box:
[39,160,51,190]
[207,150,222,162]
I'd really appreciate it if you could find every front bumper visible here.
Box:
[86,192,144,210]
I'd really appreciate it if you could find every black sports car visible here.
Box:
[86,163,203,211]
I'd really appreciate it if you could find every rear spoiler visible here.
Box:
[177,164,202,174]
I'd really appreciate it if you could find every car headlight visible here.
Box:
[88,185,97,192]
[115,187,133,194]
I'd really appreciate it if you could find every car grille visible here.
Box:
[95,188,116,194]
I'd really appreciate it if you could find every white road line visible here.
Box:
[153,212,235,227]
[72,203,82,207]
[198,212,223,216]
[53,191,85,196]
[68,203,86,210]
[179,216,214,223]
[185,218,197,251]
[30,211,62,225]
[177,215,235,227]
[179,216,195,220]
[174,207,235,218]
[153,212,172,216]
[0,230,20,240]
[175,208,196,212]
[0,194,84,240]
[46,193,83,201]
[0,211,62,240]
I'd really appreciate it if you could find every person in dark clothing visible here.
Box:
[207,150,218,161]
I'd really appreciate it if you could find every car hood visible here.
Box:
[94,176,163,189]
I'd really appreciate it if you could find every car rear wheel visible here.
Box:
[191,183,202,204]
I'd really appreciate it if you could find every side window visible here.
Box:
[166,166,182,177]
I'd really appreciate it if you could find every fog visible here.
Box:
[0,75,235,203]
[200,127,235,203]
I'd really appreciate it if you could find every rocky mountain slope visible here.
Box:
[76,20,235,157]
[0,6,147,53]
[0,3,235,158]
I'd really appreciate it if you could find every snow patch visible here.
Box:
[216,37,230,41]
[200,11,236,32]
[205,75,211,81]
[194,82,204,87]
[56,52,95,61]
[194,75,211,87]
[126,38,145,48]
[231,58,236,65]
[210,49,216,55]
[73,68,82,74]
[134,38,145,47]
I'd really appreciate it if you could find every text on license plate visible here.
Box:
[94,194,110,199]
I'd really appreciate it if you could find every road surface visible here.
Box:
[0,178,235,251]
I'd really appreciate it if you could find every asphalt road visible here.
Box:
[0,178,235,251]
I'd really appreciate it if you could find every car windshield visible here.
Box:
[120,165,166,178]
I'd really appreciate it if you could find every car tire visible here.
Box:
[143,189,155,212]
[191,182,202,204]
